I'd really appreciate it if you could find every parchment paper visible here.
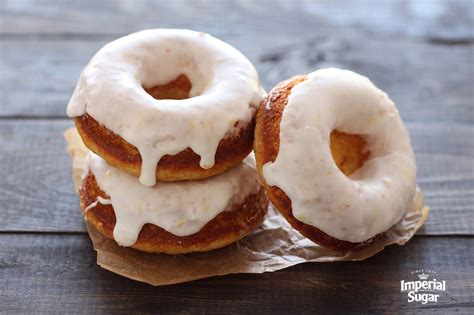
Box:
[65,128,429,286]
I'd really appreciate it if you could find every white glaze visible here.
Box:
[85,152,260,247]
[263,68,416,243]
[68,29,264,186]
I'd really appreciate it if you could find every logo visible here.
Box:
[400,270,447,304]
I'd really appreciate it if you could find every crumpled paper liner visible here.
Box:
[65,128,429,286]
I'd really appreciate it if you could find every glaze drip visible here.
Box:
[68,29,264,186]
[85,152,260,247]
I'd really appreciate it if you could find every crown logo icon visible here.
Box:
[418,273,429,280]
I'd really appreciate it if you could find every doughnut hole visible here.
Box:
[144,74,191,100]
[330,130,370,176]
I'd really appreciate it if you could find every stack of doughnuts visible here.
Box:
[67,29,268,254]
[68,29,419,255]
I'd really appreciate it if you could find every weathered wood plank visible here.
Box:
[0,234,472,313]
[1,0,473,39]
[2,33,473,122]
[0,120,83,232]
[0,119,472,234]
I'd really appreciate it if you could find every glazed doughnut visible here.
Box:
[68,29,264,186]
[255,68,417,251]
[80,153,268,254]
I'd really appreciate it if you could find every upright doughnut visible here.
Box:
[68,29,264,186]
[255,68,417,251]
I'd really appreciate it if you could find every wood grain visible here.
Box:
[0,1,473,313]
[1,2,473,121]
[0,234,472,313]
[0,120,83,232]
[1,0,473,39]
[0,120,472,235]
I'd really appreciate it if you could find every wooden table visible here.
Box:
[1,0,473,313]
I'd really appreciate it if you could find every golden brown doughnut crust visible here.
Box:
[74,75,256,182]
[79,171,269,254]
[254,75,377,252]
